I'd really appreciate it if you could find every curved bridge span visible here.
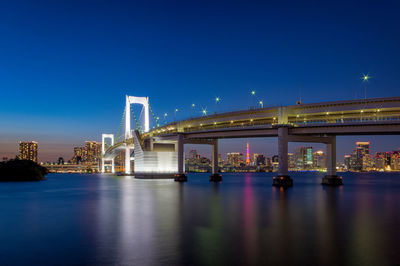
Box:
[102,95,400,186]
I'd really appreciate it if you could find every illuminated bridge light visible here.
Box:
[296,115,299,118]
[361,110,364,113]
[230,120,233,123]
[250,119,253,122]
[377,109,381,112]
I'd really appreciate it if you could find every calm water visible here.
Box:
[0,172,400,266]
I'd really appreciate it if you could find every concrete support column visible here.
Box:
[125,147,131,174]
[177,134,184,175]
[322,135,342,186]
[210,139,222,182]
[101,158,105,173]
[175,134,187,182]
[278,127,289,176]
[212,140,218,174]
[326,136,337,176]
[273,126,293,187]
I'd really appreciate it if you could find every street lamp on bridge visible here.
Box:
[174,109,178,122]
[259,100,263,109]
[361,73,371,99]
[164,113,168,124]
[215,97,220,114]
[191,103,195,118]
[251,90,255,109]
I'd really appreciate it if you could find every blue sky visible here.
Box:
[1,0,399,161]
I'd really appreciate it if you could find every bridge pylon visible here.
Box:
[101,134,115,173]
[124,95,150,174]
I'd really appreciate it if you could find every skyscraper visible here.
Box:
[313,150,326,169]
[84,141,100,163]
[73,147,85,164]
[19,141,38,162]
[294,146,313,169]
[227,152,243,167]
[353,141,370,170]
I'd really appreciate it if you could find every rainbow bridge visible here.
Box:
[102,95,400,186]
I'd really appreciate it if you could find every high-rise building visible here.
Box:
[288,153,295,169]
[253,153,259,165]
[313,150,326,169]
[353,141,370,170]
[344,155,351,170]
[84,141,100,163]
[272,155,279,171]
[374,152,390,170]
[227,152,243,167]
[390,151,400,170]
[19,141,38,162]
[255,154,266,166]
[73,147,85,164]
[294,146,313,169]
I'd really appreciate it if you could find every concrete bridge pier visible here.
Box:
[111,159,115,173]
[322,136,343,186]
[209,139,222,182]
[174,134,187,182]
[101,158,115,173]
[273,127,293,187]
[273,126,293,187]
[125,146,131,174]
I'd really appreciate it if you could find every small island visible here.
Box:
[0,159,48,181]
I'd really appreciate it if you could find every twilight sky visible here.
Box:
[0,0,399,162]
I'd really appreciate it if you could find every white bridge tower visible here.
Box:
[124,95,150,174]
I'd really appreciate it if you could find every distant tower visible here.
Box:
[246,142,250,165]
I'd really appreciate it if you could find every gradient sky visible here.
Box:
[1,0,399,162]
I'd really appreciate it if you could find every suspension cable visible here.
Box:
[149,104,160,127]
[115,107,125,142]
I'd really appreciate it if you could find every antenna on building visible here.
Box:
[296,84,302,105]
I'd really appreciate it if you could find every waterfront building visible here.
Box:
[73,147,85,164]
[362,154,373,171]
[227,152,243,167]
[344,155,351,170]
[350,141,370,171]
[374,152,389,170]
[294,146,313,170]
[84,141,100,163]
[390,151,400,170]
[255,154,266,166]
[288,153,295,169]
[19,141,38,162]
[253,153,259,166]
[272,155,279,172]
[313,150,326,169]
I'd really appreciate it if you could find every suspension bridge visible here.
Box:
[101,95,400,186]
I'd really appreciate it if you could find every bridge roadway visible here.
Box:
[103,96,400,186]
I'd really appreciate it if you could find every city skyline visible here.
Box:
[6,138,399,166]
[1,1,400,161]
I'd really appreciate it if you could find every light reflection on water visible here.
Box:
[0,172,399,265]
